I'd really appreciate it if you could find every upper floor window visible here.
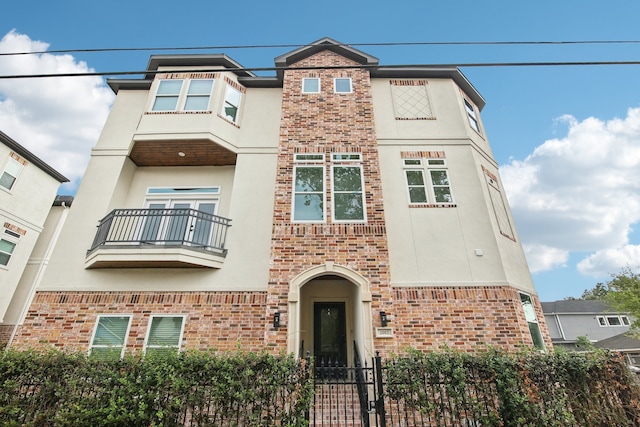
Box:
[144,315,185,357]
[302,78,320,93]
[1,156,24,191]
[464,98,481,133]
[292,153,366,223]
[89,315,132,360]
[222,85,242,123]
[0,237,16,267]
[151,79,214,112]
[334,78,352,94]
[403,158,453,204]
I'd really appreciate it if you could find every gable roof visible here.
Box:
[594,333,640,351]
[0,130,68,183]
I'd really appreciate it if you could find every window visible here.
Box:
[1,157,24,190]
[334,78,352,93]
[90,316,131,360]
[302,78,320,93]
[464,99,480,133]
[293,165,325,221]
[292,153,365,223]
[185,79,214,110]
[144,315,185,356]
[151,79,214,112]
[520,293,545,350]
[332,164,364,221]
[403,158,453,204]
[222,85,241,122]
[152,80,183,111]
[597,315,630,327]
[0,238,16,266]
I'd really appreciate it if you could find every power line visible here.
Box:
[1,61,640,80]
[2,40,640,57]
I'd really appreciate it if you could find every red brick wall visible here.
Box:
[0,324,13,349]
[265,50,394,352]
[10,291,268,353]
[392,286,552,352]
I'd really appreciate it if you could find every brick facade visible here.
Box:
[392,286,551,352]
[10,291,268,353]
[265,50,394,354]
[0,324,13,348]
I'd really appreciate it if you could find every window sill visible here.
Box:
[408,203,456,208]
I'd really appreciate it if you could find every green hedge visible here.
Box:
[385,348,640,426]
[0,349,313,427]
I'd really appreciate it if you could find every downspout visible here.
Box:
[7,201,70,347]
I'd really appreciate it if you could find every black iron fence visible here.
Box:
[87,208,231,255]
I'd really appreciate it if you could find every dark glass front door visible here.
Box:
[314,302,347,366]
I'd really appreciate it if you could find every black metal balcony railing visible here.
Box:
[87,208,232,255]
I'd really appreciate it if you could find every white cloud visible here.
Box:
[0,30,114,193]
[577,245,640,277]
[501,108,640,275]
[522,243,569,273]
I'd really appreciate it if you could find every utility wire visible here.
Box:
[1,61,640,80]
[2,40,640,57]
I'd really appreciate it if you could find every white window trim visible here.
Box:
[0,232,18,269]
[302,77,320,94]
[520,292,545,351]
[151,78,215,112]
[89,315,132,359]
[403,158,454,204]
[334,77,353,94]
[464,98,481,133]
[597,315,631,327]
[221,84,242,123]
[404,168,428,204]
[143,314,186,355]
[292,164,326,223]
[331,163,366,223]
[0,157,24,192]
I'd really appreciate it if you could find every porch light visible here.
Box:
[380,311,389,327]
[273,311,281,329]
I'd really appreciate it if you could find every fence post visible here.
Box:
[374,352,387,427]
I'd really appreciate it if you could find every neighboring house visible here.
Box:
[9,38,550,361]
[0,131,68,346]
[594,333,640,367]
[542,300,632,350]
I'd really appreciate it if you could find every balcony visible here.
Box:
[85,208,231,269]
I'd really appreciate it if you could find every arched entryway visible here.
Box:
[287,262,374,365]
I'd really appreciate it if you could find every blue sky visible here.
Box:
[2,1,640,301]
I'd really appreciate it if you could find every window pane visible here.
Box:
[0,239,15,254]
[184,96,210,110]
[294,194,323,220]
[187,79,213,94]
[223,102,238,121]
[607,316,621,326]
[430,170,449,186]
[334,193,364,220]
[0,252,9,265]
[333,167,362,192]
[335,78,352,93]
[409,187,428,203]
[406,170,424,186]
[225,86,241,106]
[157,80,182,95]
[0,172,15,189]
[598,317,607,326]
[303,78,319,93]
[622,316,630,326]
[434,187,453,203]
[90,347,123,361]
[152,96,179,111]
[93,317,129,346]
[528,322,545,350]
[295,167,323,192]
[148,317,182,346]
